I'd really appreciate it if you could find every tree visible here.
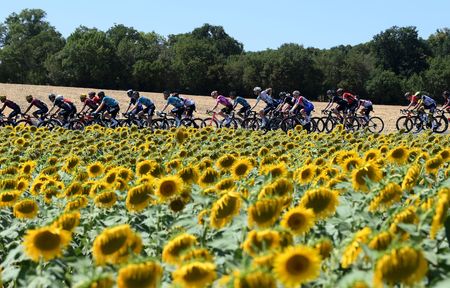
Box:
[46,27,119,88]
[423,56,450,99]
[366,69,403,104]
[371,26,430,77]
[0,9,64,84]
[428,28,450,57]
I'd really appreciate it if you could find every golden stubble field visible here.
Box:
[0,83,403,132]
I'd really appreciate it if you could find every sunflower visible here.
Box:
[402,164,421,191]
[198,167,219,187]
[387,146,409,164]
[65,196,89,212]
[425,156,443,175]
[103,170,118,187]
[94,191,117,208]
[180,248,214,263]
[351,162,383,192]
[84,276,114,288]
[364,149,381,162]
[280,206,315,235]
[168,196,186,213]
[374,246,427,287]
[234,271,276,288]
[0,190,21,207]
[294,164,316,185]
[299,188,339,219]
[177,166,200,184]
[259,178,293,199]
[314,238,333,259]
[430,194,449,239]
[172,262,216,288]
[390,207,418,235]
[117,261,163,288]
[126,184,154,212]
[216,154,236,171]
[13,199,39,219]
[64,181,83,197]
[63,156,80,173]
[215,178,235,191]
[52,212,80,232]
[93,224,136,265]
[368,231,393,251]
[242,230,280,256]
[341,227,372,268]
[155,175,183,201]
[439,148,450,162]
[368,182,403,212]
[341,156,364,173]
[0,178,18,190]
[248,198,283,228]
[136,160,155,177]
[87,162,105,178]
[260,163,288,179]
[231,158,254,179]
[162,234,197,264]
[117,167,134,182]
[21,160,36,175]
[23,226,72,262]
[274,245,321,287]
[210,192,241,229]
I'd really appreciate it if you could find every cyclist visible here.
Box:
[92,91,120,126]
[356,99,374,121]
[160,91,185,124]
[338,88,358,115]
[277,92,296,113]
[229,91,251,119]
[129,91,156,125]
[182,97,196,118]
[88,91,101,105]
[210,90,233,124]
[251,87,275,128]
[323,89,347,120]
[0,96,22,121]
[289,91,315,123]
[23,95,49,121]
[48,94,77,122]
[442,91,450,112]
[79,94,98,114]
[404,91,421,111]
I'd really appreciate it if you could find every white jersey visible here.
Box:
[360,99,372,108]
[183,98,195,107]
[257,91,274,105]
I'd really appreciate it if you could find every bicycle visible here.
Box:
[241,111,261,130]
[409,110,448,134]
[395,109,415,133]
[37,114,64,130]
[201,111,220,128]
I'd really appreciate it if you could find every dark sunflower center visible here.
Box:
[286,254,310,275]
[34,230,61,251]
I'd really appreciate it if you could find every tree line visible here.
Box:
[1,9,450,104]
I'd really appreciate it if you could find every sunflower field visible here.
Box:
[0,125,450,288]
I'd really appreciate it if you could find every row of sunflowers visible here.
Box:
[0,124,449,287]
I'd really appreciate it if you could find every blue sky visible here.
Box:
[1,0,449,51]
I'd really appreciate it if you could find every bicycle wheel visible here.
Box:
[241,118,260,130]
[191,118,203,129]
[311,117,324,133]
[201,118,219,128]
[37,119,62,130]
[151,119,170,130]
[220,118,239,129]
[68,120,85,130]
[366,116,384,133]
[280,117,298,132]
[268,117,283,130]
[395,116,411,132]
[15,119,34,127]
[432,115,449,133]
[407,116,423,133]
[323,117,335,133]
[180,118,195,127]
[345,117,360,132]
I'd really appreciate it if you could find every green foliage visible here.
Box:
[1,9,450,104]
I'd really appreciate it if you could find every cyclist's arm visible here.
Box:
[125,103,134,113]
[160,103,169,112]
[93,103,105,114]
[0,104,5,113]
[323,100,333,111]
[211,102,219,111]
[23,104,33,115]
[290,102,299,113]
[79,104,87,114]
[251,98,260,110]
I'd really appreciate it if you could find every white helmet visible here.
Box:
[253,87,262,93]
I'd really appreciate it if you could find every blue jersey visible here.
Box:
[102,96,119,108]
[167,96,184,108]
[234,96,250,108]
[137,97,154,107]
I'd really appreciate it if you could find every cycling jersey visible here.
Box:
[359,99,372,108]
[101,96,119,108]
[137,97,154,107]
[410,95,420,105]
[282,96,296,107]
[167,95,184,108]
[296,96,312,108]
[31,99,48,110]
[233,96,250,108]
[421,95,436,106]
[342,92,357,104]
[183,98,195,107]
[84,98,98,110]
[2,100,20,111]
[257,91,274,105]
[217,95,232,107]
[92,96,101,104]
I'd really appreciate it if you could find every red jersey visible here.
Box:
[92,96,101,104]
[342,92,357,104]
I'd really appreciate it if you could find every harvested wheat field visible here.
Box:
[1,83,404,132]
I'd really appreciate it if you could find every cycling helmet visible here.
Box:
[88,91,96,97]
[336,88,344,94]
[210,90,218,97]
[279,92,287,99]
[229,91,237,97]
[132,91,140,99]
[48,93,56,102]
[404,92,411,98]
[26,95,33,102]
[98,91,105,98]
[414,91,421,96]
[126,89,133,97]
[80,94,87,101]
[253,87,262,93]
[443,91,450,97]
[0,95,6,101]
[326,90,334,96]
[292,90,301,96]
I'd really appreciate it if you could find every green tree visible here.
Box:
[0,9,64,84]
[428,28,450,57]
[46,26,119,88]
[366,69,403,104]
[423,56,450,99]
[371,26,430,77]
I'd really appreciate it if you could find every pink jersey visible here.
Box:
[217,95,232,107]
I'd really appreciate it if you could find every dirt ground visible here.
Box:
[0,83,406,132]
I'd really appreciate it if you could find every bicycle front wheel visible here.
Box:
[201,118,219,128]
[366,116,384,133]
[432,115,449,133]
